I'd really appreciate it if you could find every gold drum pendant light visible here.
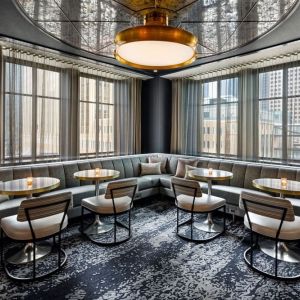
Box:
[114,11,198,70]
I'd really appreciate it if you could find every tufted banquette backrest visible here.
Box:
[163,155,300,189]
[0,155,150,191]
[0,154,299,192]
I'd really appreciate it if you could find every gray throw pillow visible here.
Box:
[140,162,162,176]
[184,165,199,180]
[149,156,167,173]
[175,158,198,178]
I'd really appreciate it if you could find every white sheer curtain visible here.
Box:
[78,68,141,157]
[78,70,116,158]
[2,48,64,163]
[239,68,256,160]
[171,50,300,164]
[0,43,143,164]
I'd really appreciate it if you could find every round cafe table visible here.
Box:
[253,178,300,263]
[253,178,300,198]
[74,169,120,235]
[188,168,233,233]
[0,177,60,264]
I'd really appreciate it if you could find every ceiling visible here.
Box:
[0,0,299,76]
[14,0,298,64]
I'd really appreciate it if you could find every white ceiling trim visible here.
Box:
[162,39,300,80]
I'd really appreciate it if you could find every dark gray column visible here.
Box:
[141,77,172,153]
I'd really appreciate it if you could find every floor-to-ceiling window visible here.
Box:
[287,66,300,161]
[1,45,142,165]
[79,75,114,157]
[4,61,60,163]
[202,80,217,154]
[258,66,300,162]
[202,77,239,157]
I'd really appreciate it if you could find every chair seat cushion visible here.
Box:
[44,184,108,208]
[176,194,225,212]
[82,195,132,214]
[212,185,269,206]
[1,213,68,240]
[244,212,300,240]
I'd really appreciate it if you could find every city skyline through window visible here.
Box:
[202,77,238,156]
[79,76,114,157]
[259,66,300,161]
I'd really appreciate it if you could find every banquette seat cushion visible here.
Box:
[0,153,300,219]
[212,186,269,206]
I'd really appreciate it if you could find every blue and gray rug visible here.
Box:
[1,199,300,300]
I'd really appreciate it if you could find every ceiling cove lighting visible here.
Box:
[114,11,198,70]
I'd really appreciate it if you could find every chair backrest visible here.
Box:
[105,178,137,199]
[239,191,295,222]
[17,192,72,222]
[171,177,202,197]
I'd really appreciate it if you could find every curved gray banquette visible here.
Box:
[0,153,299,219]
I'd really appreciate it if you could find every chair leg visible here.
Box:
[80,206,84,233]
[128,210,131,237]
[223,206,226,232]
[114,215,117,244]
[275,240,278,278]
[0,229,3,268]
[250,230,253,267]
[191,211,194,240]
[58,232,61,268]
[176,207,179,234]
[33,241,36,280]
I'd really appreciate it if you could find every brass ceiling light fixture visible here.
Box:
[114,9,198,70]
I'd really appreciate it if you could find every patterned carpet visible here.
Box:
[1,198,300,300]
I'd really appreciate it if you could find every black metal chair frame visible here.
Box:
[172,182,226,243]
[0,198,70,282]
[242,198,300,280]
[81,184,137,246]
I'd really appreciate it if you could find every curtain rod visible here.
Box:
[0,41,151,80]
[182,50,300,80]
[1,46,127,80]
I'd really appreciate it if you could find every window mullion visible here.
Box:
[96,79,99,156]
[216,79,221,155]
[1,59,5,163]
[32,66,37,162]
[253,72,259,160]
[282,67,288,162]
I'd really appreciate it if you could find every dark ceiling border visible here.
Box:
[9,0,154,77]
[159,0,300,76]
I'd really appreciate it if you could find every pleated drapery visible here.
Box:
[0,43,143,164]
[171,50,300,164]
[114,78,141,155]
[171,79,202,155]
[239,69,257,160]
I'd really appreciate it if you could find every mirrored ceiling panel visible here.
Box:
[16,0,298,64]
